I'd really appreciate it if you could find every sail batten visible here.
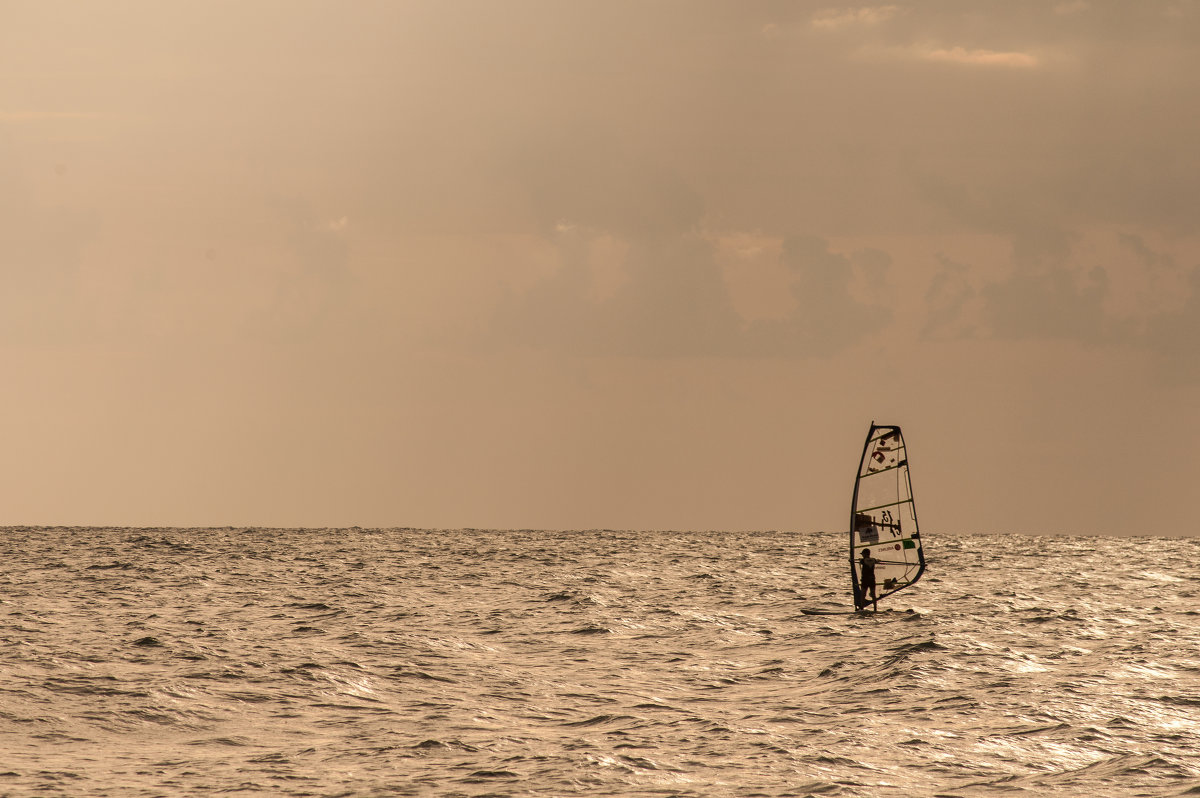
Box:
[856,498,915,513]
[849,423,926,610]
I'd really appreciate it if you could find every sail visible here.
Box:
[850,423,925,609]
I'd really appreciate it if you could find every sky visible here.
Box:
[2,0,1198,535]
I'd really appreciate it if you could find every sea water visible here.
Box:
[1,527,1198,797]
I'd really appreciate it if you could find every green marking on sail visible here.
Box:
[849,422,927,610]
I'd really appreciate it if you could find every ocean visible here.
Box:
[1,527,1198,797]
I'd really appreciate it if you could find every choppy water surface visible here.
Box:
[2,527,1200,797]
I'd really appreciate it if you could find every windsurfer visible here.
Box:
[858,548,879,611]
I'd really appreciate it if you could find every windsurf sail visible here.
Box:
[850,422,925,610]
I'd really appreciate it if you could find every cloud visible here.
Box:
[919,178,1073,266]
[918,46,1039,68]
[1114,234,1200,378]
[504,123,706,242]
[1145,266,1200,374]
[1117,233,1170,270]
[922,254,978,340]
[811,5,901,30]
[917,230,1200,385]
[914,225,1126,347]
[982,263,1121,343]
[745,236,892,357]
[1112,233,1189,320]
[494,224,742,358]
[493,228,894,359]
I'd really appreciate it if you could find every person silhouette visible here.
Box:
[858,548,880,611]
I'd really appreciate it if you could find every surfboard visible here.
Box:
[800,607,917,616]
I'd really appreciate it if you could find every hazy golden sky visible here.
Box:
[3,1,1198,534]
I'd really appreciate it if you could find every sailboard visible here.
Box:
[849,422,925,610]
